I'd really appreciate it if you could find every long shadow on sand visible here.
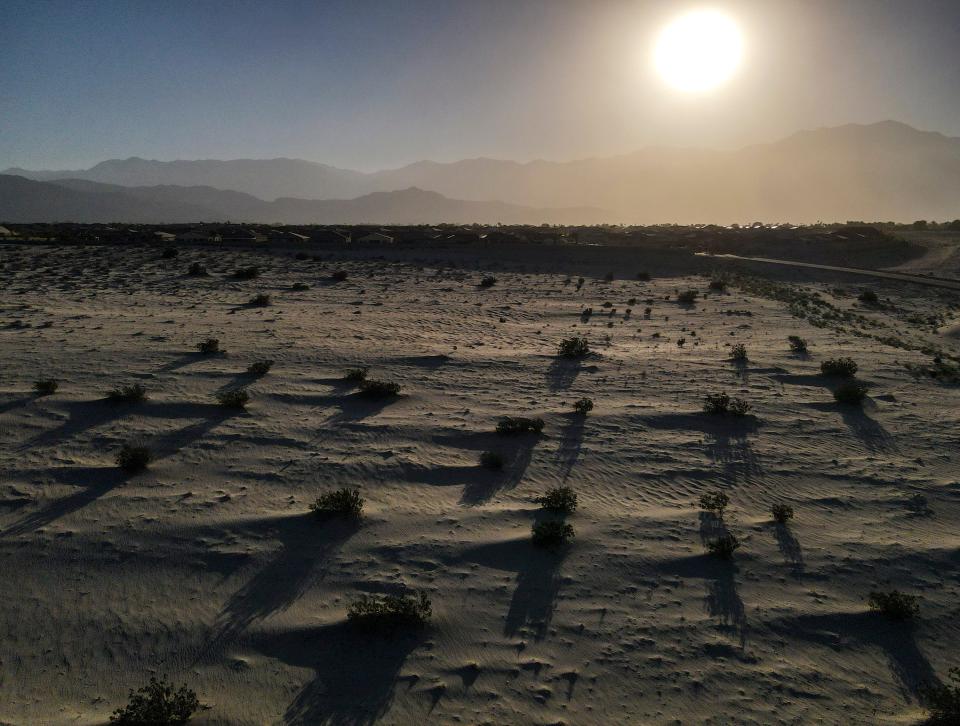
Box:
[272,391,402,426]
[546,358,594,392]
[768,611,938,700]
[643,412,761,483]
[211,514,358,645]
[251,621,424,726]
[457,537,568,641]
[807,401,895,452]
[0,394,35,415]
[555,412,587,481]
[660,553,748,648]
[427,430,540,505]
[773,521,804,577]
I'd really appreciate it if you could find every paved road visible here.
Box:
[697,253,960,291]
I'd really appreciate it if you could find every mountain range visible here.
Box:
[4,121,960,223]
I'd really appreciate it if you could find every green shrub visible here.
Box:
[771,503,794,523]
[730,343,748,362]
[707,534,741,559]
[116,444,152,473]
[310,487,363,519]
[821,357,858,377]
[347,591,432,631]
[573,397,594,415]
[197,338,220,354]
[358,379,401,397]
[922,668,960,725]
[216,388,249,409]
[110,676,202,725]
[536,486,578,513]
[532,520,575,547]
[868,590,919,620]
[187,262,208,277]
[833,381,868,405]
[344,367,369,382]
[557,336,590,358]
[33,378,58,395]
[107,383,148,404]
[247,360,274,375]
[249,293,271,307]
[677,289,699,305]
[699,491,729,517]
[233,266,260,280]
[703,393,750,416]
[479,451,505,469]
[788,335,808,353]
[858,289,879,304]
[496,417,544,435]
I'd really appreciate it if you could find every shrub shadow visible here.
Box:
[659,554,748,647]
[555,412,587,481]
[773,522,804,577]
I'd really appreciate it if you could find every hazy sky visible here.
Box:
[3,0,960,171]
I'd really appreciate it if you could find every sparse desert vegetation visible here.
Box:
[215,388,249,409]
[532,520,575,547]
[536,486,578,513]
[868,590,920,620]
[310,487,364,519]
[110,677,202,725]
[33,378,58,395]
[107,383,148,403]
[496,416,544,435]
[115,443,152,473]
[347,591,432,631]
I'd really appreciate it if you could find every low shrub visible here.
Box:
[479,276,497,288]
[496,417,544,435]
[677,289,699,305]
[922,667,960,725]
[479,451,505,470]
[110,676,202,725]
[868,590,920,620]
[310,487,363,519]
[197,338,220,354]
[707,534,741,559]
[344,367,369,383]
[291,282,310,291]
[532,520,575,547]
[187,262,208,277]
[247,360,274,375]
[347,591,432,631]
[771,503,794,523]
[730,343,748,362]
[107,383,148,404]
[858,289,879,304]
[788,335,808,353]
[573,397,594,415]
[821,357,858,377]
[728,397,751,416]
[557,336,590,358]
[330,270,348,282]
[833,380,868,405]
[233,266,260,280]
[699,491,729,517]
[536,486,578,513]
[703,393,751,416]
[249,293,271,307]
[34,378,58,395]
[161,247,179,259]
[358,379,401,397]
[216,388,249,409]
[116,444,152,473]
[709,278,727,291]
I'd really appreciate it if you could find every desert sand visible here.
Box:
[1,241,958,725]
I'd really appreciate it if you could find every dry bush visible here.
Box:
[496,417,544,435]
[833,381,868,405]
[532,520,575,548]
[347,591,432,631]
[557,336,590,358]
[868,590,919,620]
[310,487,363,519]
[536,486,578,513]
[358,379,401,397]
[707,534,741,559]
[116,444,152,473]
[33,378,58,395]
[110,676,202,725]
[344,367,369,382]
[821,357,858,377]
[771,503,794,523]
[699,491,729,517]
[573,397,594,415]
[247,360,274,375]
[107,383,148,404]
[197,338,220,354]
[216,388,249,409]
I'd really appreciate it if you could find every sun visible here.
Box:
[654,9,744,93]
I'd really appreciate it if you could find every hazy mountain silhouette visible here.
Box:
[5,121,960,222]
[0,175,605,224]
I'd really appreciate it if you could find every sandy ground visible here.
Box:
[1,242,959,725]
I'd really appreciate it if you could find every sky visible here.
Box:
[3,0,960,171]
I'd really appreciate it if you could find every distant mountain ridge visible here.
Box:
[4,121,960,222]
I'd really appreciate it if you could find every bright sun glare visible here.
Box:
[654,9,743,93]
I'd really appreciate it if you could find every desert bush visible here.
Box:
[699,491,729,517]
[788,335,808,353]
[344,367,369,382]
[187,262,208,276]
[496,417,544,435]
[479,451,505,469]
[33,378,58,395]
[247,360,274,375]
[677,289,699,305]
[291,282,310,291]
[310,487,363,519]
[709,278,727,291]
[922,668,960,725]
[833,380,868,405]
[107,383,148,404]
[707,534,741,559]
[233,266,260,280]
[703,393,750,416]
[868,590,920,620]
[347,591,432,631]
[858,289,879,304]
[479,275,497,288]
[330,270,348,282]
[771,503,794,523]
[532,520,575,547]
[197,338,220,354]
[730,343,748,362]
[161,247,179,259]
[573,397,594,415]
[116,444,152,473]
[216,388,249,409]
[557,336,590,358]
[110,676,201,725]
[358,379,401,397]
[536,486,578,513]
[249,293,271,307]
[821,357,858,377]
